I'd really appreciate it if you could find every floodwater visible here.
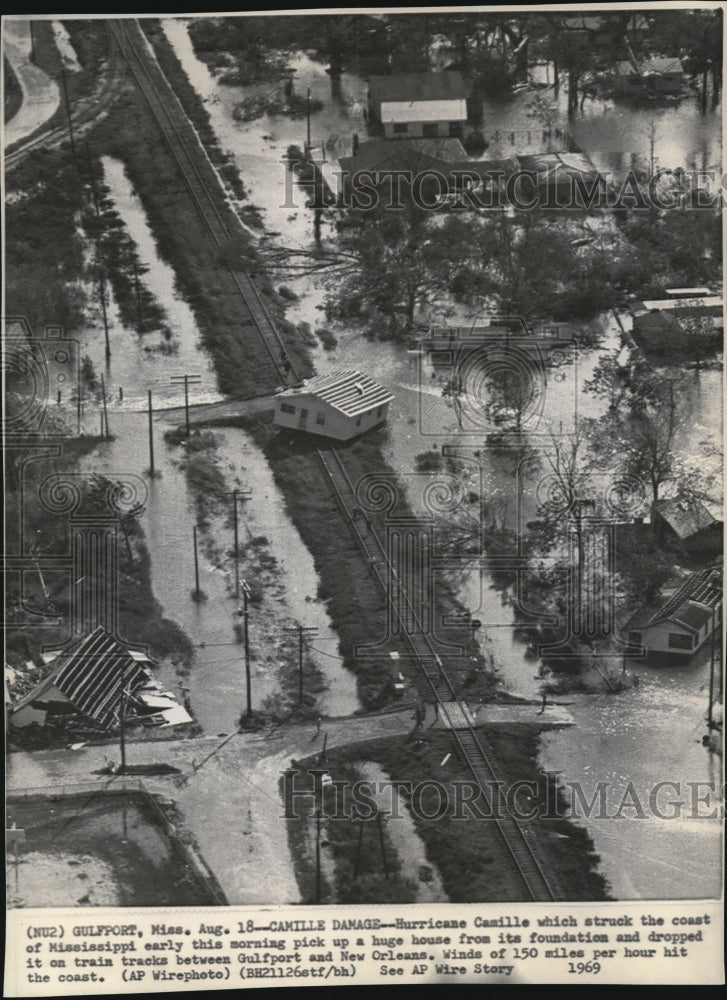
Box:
[76,156,222,412]
[75,158,358,728]
[3,19,60,147]
[80,414,359,731]
[358,761,449,903]
[162,17,723,900]
[51,21,81,72]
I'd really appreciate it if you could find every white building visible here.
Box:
[627,569,722,660]
[367,72,470,139]
[273,369,393,441]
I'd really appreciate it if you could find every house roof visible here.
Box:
[653,497,720,540]
[628,568,722,632]
[516,151,604,183]
[667,600,714,633]
[278,370,394,418]
[368,71,470,104]
[12,627,151,728]
[339,138,465,177]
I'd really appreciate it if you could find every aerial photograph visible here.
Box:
[4,7,723,913]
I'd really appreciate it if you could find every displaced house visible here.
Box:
[367,71,470,139]
[651,498,723,558]
[629,294,723,350]
[273,369,393,441]
[9,626,191,731]
[627,568,722,659]
[515,151,609,207]
[614,57,684,95]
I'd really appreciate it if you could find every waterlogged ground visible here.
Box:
[160,18,723,901]
[4,19,61,146]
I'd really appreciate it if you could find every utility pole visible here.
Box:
[221,488,252,598]
[239,580,252,717]
[284,623,318,704]
[170,374,201,436]
[315,809,322,904]
[99,268,111,361]
[353,818,365,880]
[118,662,127,774]
[147,390,155,476]
[100,373,109,438]
[306,88,312,151]
[193,525,200,599]
[60,66,76,158]
[707,603,717,729]
[375,809,389,879]
[132,262,149,330]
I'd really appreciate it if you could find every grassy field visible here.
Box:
[7,793,215,907]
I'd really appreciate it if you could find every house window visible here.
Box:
[449,121,463,137]
[356,415,362,426]
[300,408,308,418]
[316,412,325,425]
[393,122,408,135]
[376,406,383,417]
[422,123,439,138]
[280,403,296,414]
[668,633,693,650]
[628,631,642,645]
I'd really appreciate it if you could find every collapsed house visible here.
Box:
[9,626,191,733]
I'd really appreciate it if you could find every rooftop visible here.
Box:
[653,497,721,540]
[278,369,394,418]
[12,626,150,728]
[368,71,470,104]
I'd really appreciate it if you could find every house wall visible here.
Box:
[10,684,68,728]
[638,611,718,657]
[382,119,465,139]
[273,396,389,441]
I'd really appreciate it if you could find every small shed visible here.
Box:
[367,72,470,139]
[273,370,393,441]
[652,498,723,558]
[627,568,722,659]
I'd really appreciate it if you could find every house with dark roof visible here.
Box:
[273,370,394,441]
[627,568,722,659]
[9,627,191,731]
[367,71,470,139]
[614,57,684,95]
[652,498,723,558]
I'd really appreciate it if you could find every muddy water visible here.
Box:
[80,415,359,731]
[162,19,723,898]
[358,761,449,903]
[76,156,222,412]
[4,19,60,146]
[51,21,81,72]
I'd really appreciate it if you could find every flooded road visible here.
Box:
[3,19,61,147]
[77,155,223,412]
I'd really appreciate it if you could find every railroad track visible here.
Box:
[5,22,125,172]
[102,18,556,900]
[316,444,558,902]
[107,19,297,388]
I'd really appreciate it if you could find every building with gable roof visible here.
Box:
[627,567,722,659]
[367,71,470,139]
[273,369,393,441]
